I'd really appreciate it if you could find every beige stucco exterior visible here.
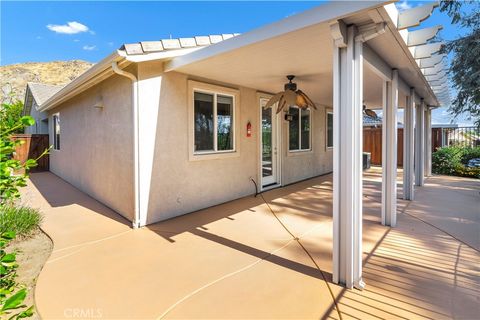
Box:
[46,61,333,225]
[47,71,135,221]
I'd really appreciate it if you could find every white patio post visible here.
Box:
[381,69,398,227]
[403,89,415,200]
[424,107,432,176]
[415,100,425,186]
[331,22,364,289]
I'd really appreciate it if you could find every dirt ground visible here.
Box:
[7,229,53,319]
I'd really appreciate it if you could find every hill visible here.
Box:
[0,60,93,103]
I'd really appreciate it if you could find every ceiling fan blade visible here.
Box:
[276,96,287,114]
[364,109,378,119]
[297,90,317,110]
[296,93,308,108]
[265,92,284,109]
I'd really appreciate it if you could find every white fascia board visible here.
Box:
[397,2,439,30]
[165,1,388,72]
[407,25,443,46]
[39,51,125,111]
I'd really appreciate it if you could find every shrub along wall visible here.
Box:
[432,146,480,178]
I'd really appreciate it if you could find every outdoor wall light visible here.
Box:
[284,112,293,122]
[93,96,104,109]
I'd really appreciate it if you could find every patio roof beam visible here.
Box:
[331,22,365,290]
[382,69,399,227]
[407,25,443,46]
[397,2,439,30]
[363,43,392,81]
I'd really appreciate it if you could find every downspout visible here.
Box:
[112,61,140,228]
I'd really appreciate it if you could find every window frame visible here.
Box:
[52,113,60,151]
[188,80,240,161]
[326,110,334,149]
[288,106,312,153]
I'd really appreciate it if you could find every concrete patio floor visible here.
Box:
[24,167,479,319]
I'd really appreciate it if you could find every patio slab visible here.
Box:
[25,169,479,319]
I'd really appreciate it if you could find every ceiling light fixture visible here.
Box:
[265,75,317,113]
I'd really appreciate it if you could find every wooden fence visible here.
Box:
[11,134,50,172]
[363,127,404,167]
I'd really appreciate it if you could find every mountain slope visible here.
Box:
[0,60,93,103]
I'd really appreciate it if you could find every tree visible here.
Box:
[439,0,480,126]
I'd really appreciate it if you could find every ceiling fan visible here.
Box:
[363,103,379,119]
[265,75,317,113]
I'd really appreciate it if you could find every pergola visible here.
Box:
[161,1,448,289]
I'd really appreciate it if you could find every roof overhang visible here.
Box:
[163,1,439,108]
[39,0,441,112]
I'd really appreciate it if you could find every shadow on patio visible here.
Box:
[27,168,479,319]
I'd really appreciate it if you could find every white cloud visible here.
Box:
[47,21,90,34]
[396,1,411,11]
[36,36,43,40]
[73,39,80,42]
[82,45,96,51]
[107,41,114,46]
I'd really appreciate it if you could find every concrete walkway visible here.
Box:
[24,168,479,319]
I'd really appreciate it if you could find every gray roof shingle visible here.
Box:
[27,82,64,106]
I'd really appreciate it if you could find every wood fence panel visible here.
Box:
[363,128,403,167]
[11,134,50,172]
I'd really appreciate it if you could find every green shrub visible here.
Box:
[461,147,480,165]
[432,146,464,175]
[0,231,34,319]
[432,146,480,178]
[454,164,480,178]
[0,205,42,238]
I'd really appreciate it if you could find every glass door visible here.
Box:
[260,98,278,187]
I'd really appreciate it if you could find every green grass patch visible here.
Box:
[0,205,43,238]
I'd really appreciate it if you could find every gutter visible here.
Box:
[111,62,141,229]
[38,52,126,112]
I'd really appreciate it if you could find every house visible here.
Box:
[23,82,63,134]
[27,1,448,289]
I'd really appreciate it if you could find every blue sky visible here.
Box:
[0,1,474,124]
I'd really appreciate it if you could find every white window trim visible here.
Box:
[287,106,312,153]
[326,109,334,150]
[188,80,240,161]
[52,113,60,151]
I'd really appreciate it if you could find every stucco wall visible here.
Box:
[145,69,333,224]
[47,73,135,222]
[281,106,333,185]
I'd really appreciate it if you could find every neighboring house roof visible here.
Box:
[363,114,383,127]
[23,82,63,115]
[121,34,240,56]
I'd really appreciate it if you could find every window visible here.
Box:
[194,91,234,153]
[327,112,333,148]
[53,114,60,150]
[289,107,311,151]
